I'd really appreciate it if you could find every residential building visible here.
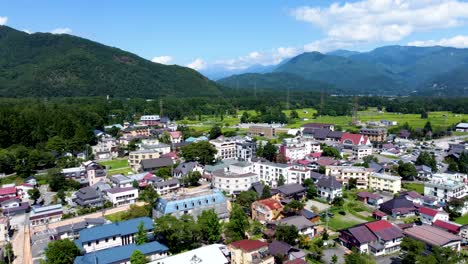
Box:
[0,197,20,210]
[301,123,334,131]
[455,122,468,132]
[353,145,373,160]
[140,115,160,126]
[316,176,342,201]
[325,166,372,189]
[359,128,387,142]
[92,136,118,160]
[340,133,371,149]
[29,204,63,227]
[61,166,88,185]
[73,186,105,208]
[249,124,289,138]
[279,138,320,161]
[74,217,153,253]
[251,198,284,223]
[210,137,237,160]
[154,178,180,195]
[173,161,203,178]
[140,157,174,172]
[369,173,401,193]
[153,189,229,219]
[110,174,134,188]
[149,244,230,264]
[236,138,257,161]
[104,187,138,207]
[339,220,404,256]
[404,225,461,251]
[74,241,168,264]
[212,168,259,195]
[83,161,108,186]
[229,239,274,264]
[55,218,107,240]
[357,192,384,206]
[276,184,306,200]
[379,197,417,218]
[432,220,464,238]
[252,159,290,187]
[0,186,17,200]
[268,240,306,263]
[415,165,433,180]
[424,178,467,204]
[16,183,34,201]
[169,131,182,143]
[418,207,449,225]
[0,217,9,244]
[287,165,311,185]
[129,148,171,171]
[279,216,315,238]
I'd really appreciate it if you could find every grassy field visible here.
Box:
[104,211,127,222]
[326,214,361,231]
[107,167,133,176]
[454,214,468,225]
[181,107,467,132]
[99,159,129,170]
[402,183,425,194]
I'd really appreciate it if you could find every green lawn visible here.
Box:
[402,183,425,194]
[99,159,129,170]
[107,167,133,176]
[104,211,127,222]
[326,214,361,231]
[454,214,468,225]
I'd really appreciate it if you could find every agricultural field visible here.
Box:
[179,107,466,132]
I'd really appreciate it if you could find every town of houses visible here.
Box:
[1,115,468,264]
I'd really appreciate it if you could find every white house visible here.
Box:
[280,215,315,238]
[418,207,449,225]
[105,187,139,207]
[316,176,342,201]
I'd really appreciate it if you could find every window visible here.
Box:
[105,238,108,242]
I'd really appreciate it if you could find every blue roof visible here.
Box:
[76,217,153,245]
[185,137,196,142]
[74,241,168,264]
[155,190,226,214]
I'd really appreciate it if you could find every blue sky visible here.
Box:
[2,0,468,72]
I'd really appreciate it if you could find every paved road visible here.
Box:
[31,202,146,233]
[11,215,31,264]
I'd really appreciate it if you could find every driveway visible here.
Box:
[305,199,331,212]
[322,244,349,264]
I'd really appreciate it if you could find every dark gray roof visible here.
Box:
[277,184,306,196]
[250,182,265,196]
[316,176,342,190]
[56,221,87,234]
[368,161,384,173]
[75,187,100,200]
[348,225,378,244]
[280,215,315,229]
[379,197,416,214]
[154,178,180,188]
[301,209,319,219]
[85,218,107,226]
[140,157,173,170]
[310,171,325,181]
[328,131,344,139]
[268,240,292,256]
[174,161,198,175]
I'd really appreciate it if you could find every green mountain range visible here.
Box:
[218,45,468,96]
[0,26,220,98]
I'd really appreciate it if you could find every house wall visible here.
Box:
[107,189,138,207]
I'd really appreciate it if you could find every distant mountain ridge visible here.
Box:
[0,26,220,98]
[218,45,468,96]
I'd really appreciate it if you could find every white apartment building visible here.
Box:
[325,166,373,189]
[252,159,291,187]
[92,136,118,160]
[369,173,402,194]
[210,137,237,160]
[353,145,373,160]
[105,187,139,207]
[280,138,321,161]
[424,179,466,204]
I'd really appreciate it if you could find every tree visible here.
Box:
[240,112,250,123]
[322,146,341,159]
[423,121,433,134]
[56,189,66,205]
[421,111,428,119]
[154,214,201,253]
[256,141,264,157]
[209,125,222,139]
[159,131,172,144]
[28,188,41,204]
[458,151,468,173]
[262,141,277,162]
[275,224,299,245]
[236,190,258,212]
[261,185,271,199]
[276,153,287,164]
[139,186,159,206]
[306,184,318,199]
[48,168,66,192]
[130,250,147,264]
[397,161,417,180]
[332,254,338,264]
[181,171,201,187]
[132,179,140,188]
[180,141,217,165]
[344,250,377,264]
[225,203,249,243]
[4,242,14,264]
[135,221,148,245]
[45,239,81,264]
[155,167,172,180]
[289,110,299,119]
[416,151,437,172]
[348,178,357,190]
[400,237,425,264]
[284,200,304,214]
[332,196,344,206]
[277,174,286,186]
[322,229,329,241]
[198,209,221,243]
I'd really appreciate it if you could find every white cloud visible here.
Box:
[51,27,72,34]
[292,0,468,43]
[0,16,7,25]
[22,29,33,34]
[186,58,207,70]
[151,56,173,64]
[408,35,468,48]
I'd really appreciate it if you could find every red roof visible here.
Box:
[419,207,442,217]
[161,152,178,159]
[309,152,322,158]
[373,210,387,217]
[297,160,311,165]
[257,198,283,210]
[433,220,461,233]
[365,220,393,232]
[169,131,182,138]
[0,187,17,196]
[230,240,268,251]
[316,157,338,166]
[284,259,307,264]
[340,133,368,145]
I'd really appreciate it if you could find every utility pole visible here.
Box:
[159,98,163,117]
[352,96,359,125]
[320,88,325,117]
[286,87,290,110]
[254,80,257,99]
